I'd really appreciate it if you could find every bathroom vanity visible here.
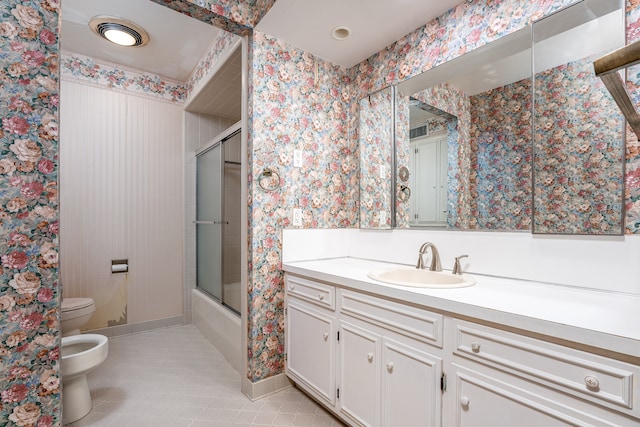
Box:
[283,257,640,427]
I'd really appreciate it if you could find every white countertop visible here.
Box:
[283,257,640,358]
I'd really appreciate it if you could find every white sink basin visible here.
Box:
[367,268,476,289]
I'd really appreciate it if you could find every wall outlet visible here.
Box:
[379,210,387,226]
[293,208,303,226]
[379,164,386,179]
[293,150,303,168]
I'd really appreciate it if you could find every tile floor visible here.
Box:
[68,325,345,426]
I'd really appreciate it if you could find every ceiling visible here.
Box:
[61,0,221,82]
[61,0,464,81]
[255,0,462,68]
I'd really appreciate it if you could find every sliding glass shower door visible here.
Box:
[195,128,242,314]
[196,143,223,300]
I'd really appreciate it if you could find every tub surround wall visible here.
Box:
[0,1,61,425]
[60,52,187,104]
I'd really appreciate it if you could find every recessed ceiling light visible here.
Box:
[331,26,351,41]
[89,16,150,47]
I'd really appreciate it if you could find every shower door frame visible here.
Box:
[195,121,242,314]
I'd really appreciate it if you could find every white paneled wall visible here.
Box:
[60,81,184,330]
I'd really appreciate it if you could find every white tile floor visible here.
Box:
[68,325,345,426]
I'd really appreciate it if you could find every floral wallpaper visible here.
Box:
[247,30,356,382]
[150,0,275,35]
[534,57,624,234]
[0,0,61,426]
[359,88,393,229]
[470,78,532,230]
[186,30,240,95]
[395,93,411,227]
[151,0,640,388]
[60,53,187,104]
[626,1,640,234]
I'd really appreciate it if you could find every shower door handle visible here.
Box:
[193,220,229,225]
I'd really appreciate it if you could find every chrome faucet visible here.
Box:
[416,242,442,271]
[452,255,469,275]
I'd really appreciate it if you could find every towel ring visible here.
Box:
[398,184,411,201]
[258,168,281,192]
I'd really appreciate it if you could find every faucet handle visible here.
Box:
[452,255,469,275]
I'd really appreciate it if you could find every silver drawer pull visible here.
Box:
[585,376,600,390]
[288,284,295,290]
[367,353,374,362]
[318,294,325,301]
[471,341,481,352]
[387,362,394,372]
[322,332,329,341]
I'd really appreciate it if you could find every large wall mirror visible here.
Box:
[532,0,625,234]
[383,0,626,234]
[359,86,394,229]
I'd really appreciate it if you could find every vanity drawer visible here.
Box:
[453,319,639,416]
[285,275,335,310]
[339,289,443,348]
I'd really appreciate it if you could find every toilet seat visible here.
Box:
[62,297,94,312]
[61,298,95,322]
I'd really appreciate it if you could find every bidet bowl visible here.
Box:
[367,267,476,288]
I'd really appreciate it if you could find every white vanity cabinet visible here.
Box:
[338,289,444,427]
[285,275,337,408]
[449,319,640,427]
[284,272,640,427]
[285,275,444,427]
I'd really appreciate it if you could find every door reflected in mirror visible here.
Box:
[396,27,532,230]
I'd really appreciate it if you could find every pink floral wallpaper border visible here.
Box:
[60,30,240,105]
[60,53,187,104]
[186,31,240,94]
[0,1,61,425]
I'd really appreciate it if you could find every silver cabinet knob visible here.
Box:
[471,341,481,352]
[318,294,325,301]
[322,332,329,341]
[367,352,374,362]
[460,396,470,408]
[387,362,394,372]
[288,283,295,291]
[585,376,600,390]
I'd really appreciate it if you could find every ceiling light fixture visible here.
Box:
[331,26,351,41]
[89,16,150,47]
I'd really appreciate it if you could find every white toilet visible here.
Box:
[61,298,109,424]
[61,298,96,337]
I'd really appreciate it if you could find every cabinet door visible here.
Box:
[453,368,611,427]
[286,298,336,406]
[382,338,442,427]
[339,321,381,427]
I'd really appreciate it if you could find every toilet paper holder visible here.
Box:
[111,259,128,274]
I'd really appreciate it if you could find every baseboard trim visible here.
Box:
[86,315,184,338]
[243,373,293,401]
